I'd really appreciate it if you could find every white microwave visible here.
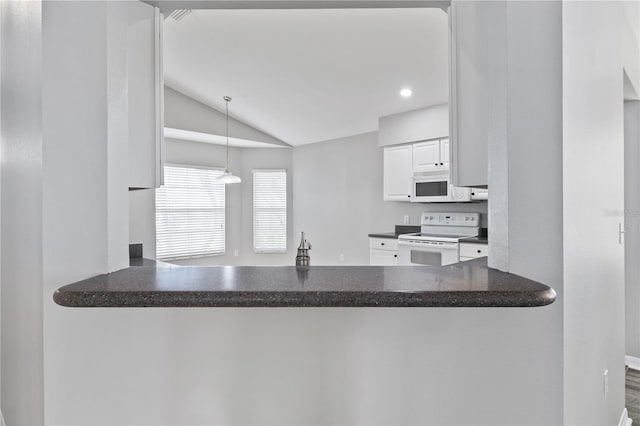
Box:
[412,174,473,203]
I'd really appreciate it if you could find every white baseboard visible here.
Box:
[626,355,640,371]
[620,407,633,426]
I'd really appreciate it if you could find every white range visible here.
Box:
[397,212,481,266]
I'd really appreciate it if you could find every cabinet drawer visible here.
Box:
[369,238,398,251]
[459,243,488,258]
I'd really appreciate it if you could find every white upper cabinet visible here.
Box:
[413,140,440,173]
[449,1,488,187]
[413,138,449,173]
[128,1,164,189]
[383,145,413,201]
[440,138,450,169]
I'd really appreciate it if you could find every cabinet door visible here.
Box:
[370,249,398,266]
[383,145,413,201]
[412,140,442,172]
[440,138,450,170]
[128,2,164,189]
[449,1,489,187]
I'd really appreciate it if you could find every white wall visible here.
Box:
[43,307,562,426]
[0,1,44,424]
[505,5,565,422]
[479,3,637,423]
[107,2,131,272]
[482,1,564,423]
[563,2,639,424]
[42,1,131,423]
[293,131,487,265]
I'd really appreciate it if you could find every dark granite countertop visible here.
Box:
[53,258,555,308]
[460,236,489,245]
[368,225,420,239]
[368,232,400,239]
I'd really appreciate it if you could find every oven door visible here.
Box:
[397,239,459,266]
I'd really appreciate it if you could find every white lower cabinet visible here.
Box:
[459,242,488,262]
[369,238,398,265]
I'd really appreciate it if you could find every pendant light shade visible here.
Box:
[217,95,241,184]
[218,170,242,184]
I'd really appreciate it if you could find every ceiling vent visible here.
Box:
[169,9,192,21]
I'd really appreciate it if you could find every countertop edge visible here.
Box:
[53,287,556,309]
[368,233,400,239]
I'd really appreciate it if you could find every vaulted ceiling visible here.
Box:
[164,7,449,146]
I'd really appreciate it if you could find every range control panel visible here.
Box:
[421,212,480,227]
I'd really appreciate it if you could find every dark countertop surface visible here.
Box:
[369,225,421,239]
[460,236,489,245]
[368,232,402,239]
[53,258,555,308]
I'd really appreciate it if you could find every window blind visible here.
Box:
[156,165,225,260]
[253,169,287,253]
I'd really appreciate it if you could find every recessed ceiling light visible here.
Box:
[400,88,413,98]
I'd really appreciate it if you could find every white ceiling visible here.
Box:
[163,8,449,146]
[164,127,289,148]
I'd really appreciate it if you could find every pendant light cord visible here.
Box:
[217,95,240,183]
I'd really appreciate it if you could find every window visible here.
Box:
[253,169,287,253]
[156,165,225,260]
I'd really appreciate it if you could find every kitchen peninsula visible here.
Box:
[53,258,555,308]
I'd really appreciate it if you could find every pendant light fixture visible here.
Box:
[217,95,241,184]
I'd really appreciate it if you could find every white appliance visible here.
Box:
[397,212,480,266]
[470,188,489,201]
[412,172,473,203]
